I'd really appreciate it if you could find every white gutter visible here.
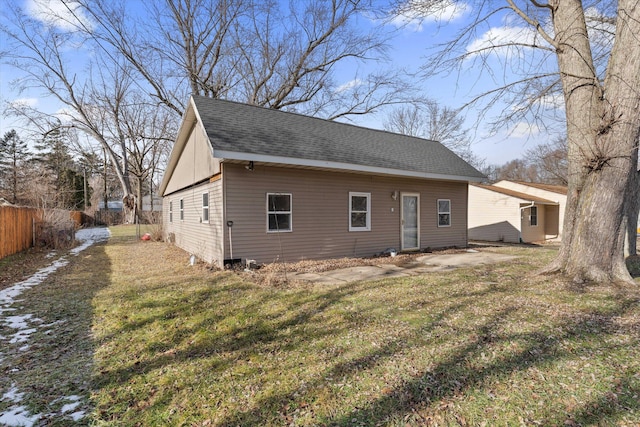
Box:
[216,151,485,183]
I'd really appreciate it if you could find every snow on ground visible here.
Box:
[0,227,110,426]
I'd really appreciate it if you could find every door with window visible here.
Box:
[401,193,420,251]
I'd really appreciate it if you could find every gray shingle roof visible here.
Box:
[192,96,486,181]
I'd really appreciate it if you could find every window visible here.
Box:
[349,192,371,231]
[169,201,173,223]
[437,199,451,227]
[530,206,538,226]
[179,199,184,221]
[267,193,292,232]
[202,192,209,223]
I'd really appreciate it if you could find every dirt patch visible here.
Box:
[254,247,475,274]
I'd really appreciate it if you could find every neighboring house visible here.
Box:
[141,194,163,212]
[97,200,123,211]
[468,180,567,243]
[159,96,485,267]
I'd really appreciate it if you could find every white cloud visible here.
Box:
[509,122,540,138]
[466,26,544,56]
[9,98,38,108]
[53,108,76,123]
[25,0,93,31]
[389,0,469,32]
[334,79,363,93]
[537,93,565,110]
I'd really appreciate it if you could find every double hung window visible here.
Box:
[267,193,292,232]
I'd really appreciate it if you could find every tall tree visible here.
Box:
[398,0,640,284]
[34,128,87,210]
[2,0,419,223]
[524,137,568,185]
[0,129,31,204]
[75,0,416,119]
[383,101,483,167]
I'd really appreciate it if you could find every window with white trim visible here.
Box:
[267,193,292,232]
[179,198,184,221]
[349,192,371,231]
[169,201,173,223]
[437,199,451,227]
[529,206,538,226]
[202,192,209,223]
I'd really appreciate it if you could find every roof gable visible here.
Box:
[192,96,485,181]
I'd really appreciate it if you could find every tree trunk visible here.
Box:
[545,0,640,284]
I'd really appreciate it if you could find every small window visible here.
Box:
[349,192,371,231]
[179,199,184,221]
[530,206,538,226]
[202,192,209,223]
[267,193,292,232]
[437,199,451,227]
[169,201,173,223]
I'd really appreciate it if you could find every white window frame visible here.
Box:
[349,192,371,232]
[437,199,451,227]
[169,201,173,223]
[266,193,292,233]
[179,198,184,221]
[202,192,210,223]
[530,206,538,226]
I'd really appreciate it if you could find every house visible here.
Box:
[468,180,567,243]
[159,96,485,267]
[141,194,163,212]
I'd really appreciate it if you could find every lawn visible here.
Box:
[2,225,640,426]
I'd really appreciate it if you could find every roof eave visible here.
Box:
[217,150,485,182]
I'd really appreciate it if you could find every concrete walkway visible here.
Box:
[286,250,518,284]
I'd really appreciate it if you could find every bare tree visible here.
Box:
[383,101,483,167]
[524,137,568,185]
[397,0,640,284]
[77,0,417,119]
[1,3,176,222]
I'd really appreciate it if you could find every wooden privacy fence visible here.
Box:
[0,206,42,260]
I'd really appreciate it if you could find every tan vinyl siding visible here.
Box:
[222,163,468,265]
[468,185,521,243]
[520,204,546,243]
[163,178,224,266]
[163,123,221,195]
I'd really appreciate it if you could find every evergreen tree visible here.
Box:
[35,128,89,209]
[0,129,31,204]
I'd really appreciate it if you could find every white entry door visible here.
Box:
[401,193,420,251]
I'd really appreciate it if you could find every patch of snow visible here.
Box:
[2,386,24,403]
[0,405,40,427]
[9,329,37,344]
[4,314,34,329]
[0,228,108,427]
[69,410,85,421]
[18,345,29,352]
[60,401,80,413]
[70,227,111,255]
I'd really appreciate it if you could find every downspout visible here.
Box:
[221,160,228,267]
[519,201,535,243]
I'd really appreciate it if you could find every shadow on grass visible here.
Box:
[0,236,112,426]
[91,237,640,426]
[212,284,639,426]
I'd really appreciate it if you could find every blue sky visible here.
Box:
[0,0,561,165]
